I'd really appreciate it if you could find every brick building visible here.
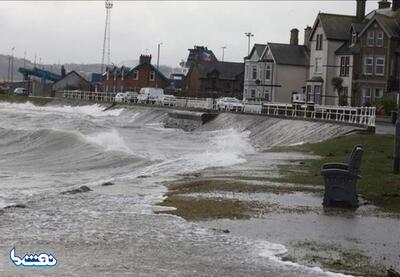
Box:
[103,55,169,92]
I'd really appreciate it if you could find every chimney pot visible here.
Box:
[379,0,391,9]
[290,28,299,46]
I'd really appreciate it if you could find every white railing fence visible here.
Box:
[61,90,376,128]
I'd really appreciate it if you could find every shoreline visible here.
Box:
[158,146,400,276]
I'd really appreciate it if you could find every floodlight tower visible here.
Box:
[101,0,113,74]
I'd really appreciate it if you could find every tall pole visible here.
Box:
[101,0,113,74]
[156,42,162,88]
[245,32,254,55]
[221,46,227,62]
[10,47,15,83]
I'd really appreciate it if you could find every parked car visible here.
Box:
[13,87,28,96]
[137,87,164,104]
[125,91,138,103]
[216,97,244,112]
[114,92,128,103]
[160,95,176,106]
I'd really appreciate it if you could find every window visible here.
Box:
[340,56,350,77]
[150,71,155,81]
[251,89,255,98]
[364,57,373,75]
[363,88,372,105]
[252,67,257,80]
[375,57,385,75]
[367,31,375,47]
[133,70,139,80]
[351,31,357,45]
[244,88,248,98]
[316,34,323,50]
[375,88,383,98]
[315,58,322,73]
[306,85,313,102]
[265,65,271,81]
[314,85,322,104]
[264,91,270,102]
[376,31,384,47]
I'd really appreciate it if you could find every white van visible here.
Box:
[137,87,164,104]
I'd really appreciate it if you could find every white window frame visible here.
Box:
[375,57,385,76]
[315,58,322,73]
[340,56,350,77]
[265,65,271,81]
[363,87,372,105]
[375,88,383,98]
[364,56,374,75]
[133,70,139,80]
[351,31,357,45]
[376,31,384,47]
[252,67,257,80]
[251,89,255,99]
[150,71,155,81]
[367,31,375,47]
[314,85,322,105]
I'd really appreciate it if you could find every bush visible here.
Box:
[376,96,397,115]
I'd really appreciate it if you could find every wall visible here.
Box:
[275,64,308,103]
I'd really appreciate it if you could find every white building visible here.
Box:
[243,29,309,103]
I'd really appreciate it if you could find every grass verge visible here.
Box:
[0,94,53,106]
[267,133,400,213]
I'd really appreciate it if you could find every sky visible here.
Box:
[0,1,379,67]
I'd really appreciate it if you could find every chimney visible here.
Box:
[379,0,391,9]
[290,28,299,45]
[61,65,66,78]
[139,54,152,64]
[304,26,312,48]
[393,0,400,10]
[356,0,366,21]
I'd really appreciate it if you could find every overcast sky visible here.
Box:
[1,1,379,67]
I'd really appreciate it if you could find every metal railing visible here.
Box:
[61,90,376,128]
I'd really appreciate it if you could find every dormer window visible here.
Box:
[351,31,357,45]
[150,71,155,81]
[133,70,139,80]
[316,34,323,50]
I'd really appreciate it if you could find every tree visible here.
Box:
[331,77,347,106]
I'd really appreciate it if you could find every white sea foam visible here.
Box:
[83,129,132,153]
[0,102,123,117]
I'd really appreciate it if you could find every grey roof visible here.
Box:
[313,13,358,41]
[359,13,400,38]
[335,41,360,55]
[351,22,367,33]
[246,44,267,59]
[266,43,309,66]
[196,61,244,80]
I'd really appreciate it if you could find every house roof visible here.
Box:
[245,44,267,60]
[266,43,309,66]
[335,41,360,55]
[196,61,244,80]
[53,70,89,85]
[351,22,367,33]
[311,13,358,41]
[359,13,400,38]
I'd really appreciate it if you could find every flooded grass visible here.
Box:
[267,133,400,213]
[0,94,53,106]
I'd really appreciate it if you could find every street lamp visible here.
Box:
[156,42,163,88]
[10,47,15,83]
[221,46,227,62]
[245,32,254,55]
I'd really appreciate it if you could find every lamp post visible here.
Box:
[10,47,15,83]
[155,42,162,88]
[245,32,254,55]
[221,46,227,62]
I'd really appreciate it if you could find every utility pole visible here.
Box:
[10,47,15,83]
[395,93,400,174]
[221,46,227,62]
[156,42,162,88]
[245,32,254,55]
[101,0,113,74]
